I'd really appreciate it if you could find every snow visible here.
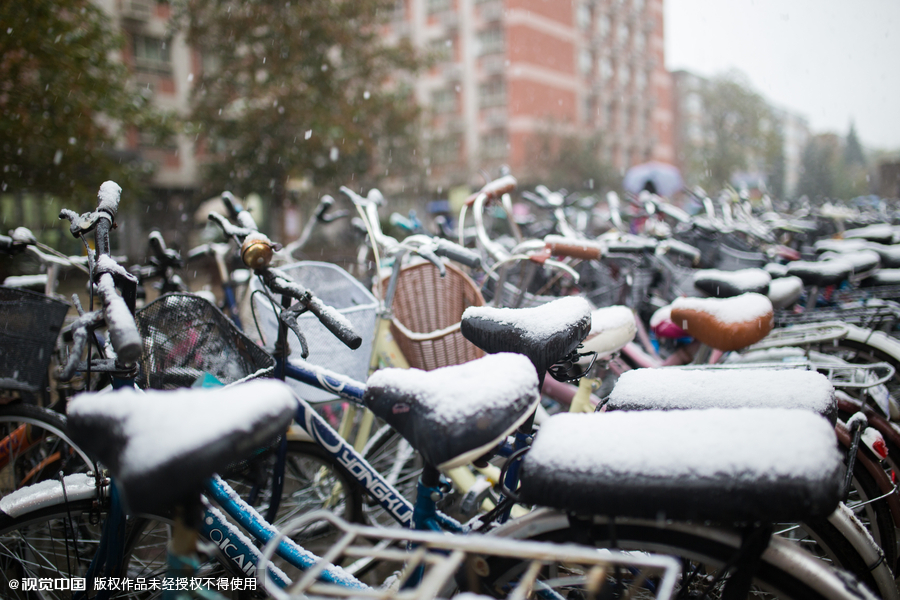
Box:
[97,181,122,215]
[95,273,136,335]
[3,274,49,287]
[365,353,538,425]
[96,254,137,282]
[0,474,96,518]
[819,250,880,271]
[693,268,771,290]
[844,223,895,242]
[527,409,841,481]
[871,269,900,285]
[670,292,772,324]
[583,306,636,357]
[607,368,835,415]
[787,259,854,277]
[767,276,803,307]
[462,296,591,343]
[589,305,634,335]
[67,380,296,478]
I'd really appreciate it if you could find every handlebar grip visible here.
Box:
[481,175,517,199]
[0,235,13,254]
[306,296,362,350]
[148,231,167,258]
[221,192,242,219]
[315,196,335,220]
[96,273,143,364]
[433,239,482,269]
[544,236,603,260]
[97,181,122,218]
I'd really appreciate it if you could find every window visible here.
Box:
[620,65,631,87]
[598,15,610,38]
[482,130,508,158]
[634,32,646,52]
[579,49,593,75]
[635,69,647,91]
[133,34,170,73]
[616,22,629,46]
[600,57,613,81]
[432,88,457,113]
[577,3,592,30]
[429,38,454,62]
[478,27,504,55]
[427,0,450,15]
[479,78,505,107]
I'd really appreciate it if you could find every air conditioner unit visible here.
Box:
[122,0,153,21]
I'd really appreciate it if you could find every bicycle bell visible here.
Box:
[241,233,277,269]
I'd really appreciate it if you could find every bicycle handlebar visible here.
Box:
[222,191,259,232]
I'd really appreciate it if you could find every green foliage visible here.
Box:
[175,0,423,208]
[687,72,781,193]
[521,131,617,193]
[0,0,173,207]
[797,128,870,201]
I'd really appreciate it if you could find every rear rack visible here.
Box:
[259,511,679,600]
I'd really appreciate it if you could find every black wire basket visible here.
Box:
[0,287,69,394]
[135,293,274,390]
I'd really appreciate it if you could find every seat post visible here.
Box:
[805,285,819,312]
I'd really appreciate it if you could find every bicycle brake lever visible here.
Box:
[414,242,446,277]
[278,304,310,359]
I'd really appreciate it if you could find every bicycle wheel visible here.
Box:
[0,403,94,495]
[481,511,877,600]
[360,424,422,528]
[225,441,364,555]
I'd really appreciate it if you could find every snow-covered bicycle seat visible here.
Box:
[581,306,636,359]
[68,379,296,516]
[693,268,771,298]
[605,367,837,424]
[786,259,853,287]
[520,408,843,523]
[461,296,592,381]
[670,293,774,352]
[364,353,540,470]
[818,250,881,279]
[767,275,803,309]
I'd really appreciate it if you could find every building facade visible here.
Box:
[394,0,675,189]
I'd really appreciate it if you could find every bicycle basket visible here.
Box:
[388,261,484,371]
[0,287,69,393]
[250,262,377,401]
[135,293,274,390]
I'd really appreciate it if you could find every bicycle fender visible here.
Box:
[0,473,98,520]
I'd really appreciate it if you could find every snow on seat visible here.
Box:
[763,262,789,278]
[786,259,853,287]
[844,223,895,244]
[364,353,540,470]
[693,268,771,298]
[866,243,900,269]
[670,293,774,352]
[813,238,872,255]
[520,409,843,523]
[863,268,900,287]
[461,296,591,381]
[819,250,880,276]
[768,275,803,309]
[67,380,296,516]
[581,306,636,359]
[605,368,836,424]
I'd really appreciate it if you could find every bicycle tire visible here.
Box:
[360,424,422,528]
[0,403,94,496]
[482,510,879,600]
[225,440,364,556]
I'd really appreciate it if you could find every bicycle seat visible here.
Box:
[863,268,900,287]
[364,353,540,470]
[670,293,774,352]
[649,305,688,339]
[763,262,789,278]
[818,250,880,278]
[606,368,837,424]
[844,223,895,245]
[520,409,843,523]
[786,259,853,287]
[813,238,871,255]
[693,268,771,298]
[68,380,296,516]
[768,275,803,309]
[461,296,592,381]
[581,306,636,359]
[866,243,900,268]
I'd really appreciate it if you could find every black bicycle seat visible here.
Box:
[68,379,296,516]
[461,297,592,382]
[786,259,853,287]
[693,268,771,298]
[364,353,540,469]
[521,408,843,524]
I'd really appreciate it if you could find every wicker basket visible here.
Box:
[0,287,69,393]
[388,261,484,371]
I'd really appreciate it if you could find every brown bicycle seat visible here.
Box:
[670,293,774,352]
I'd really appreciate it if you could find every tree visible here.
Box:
[521,131,617,193]
[685,72,773,192]
[797,134,840,200]
[176,0,423,236]
[0,0,171,205]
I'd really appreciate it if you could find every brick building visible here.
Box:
[394,0,675,189]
